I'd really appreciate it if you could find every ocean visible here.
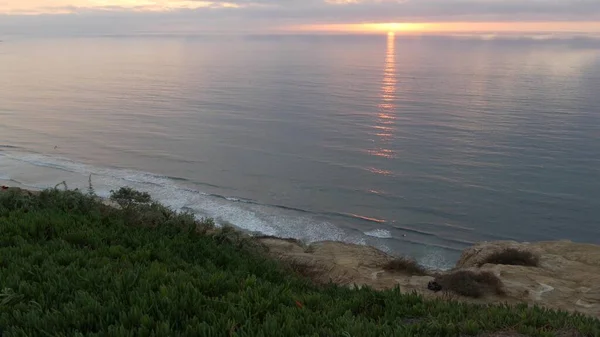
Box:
[1,34,599,269]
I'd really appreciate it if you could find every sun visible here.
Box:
[288,22,432,34]
[362,22,429,34]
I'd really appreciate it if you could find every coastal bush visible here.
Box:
[383,257,428,276]
[479,248,541,267]
[434,270,505,298]
[110,186,152,208]
[107,187,215,234]
[0,188,598,336]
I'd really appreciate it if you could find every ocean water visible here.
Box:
[1,35,599,269]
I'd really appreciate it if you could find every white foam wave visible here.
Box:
[2,153,172,187]
[0,152,371,247]
[364,229,393,239]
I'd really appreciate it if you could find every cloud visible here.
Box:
[1,0,599,35]
[238,0,600,22]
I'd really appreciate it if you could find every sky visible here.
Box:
[1,0,599,35]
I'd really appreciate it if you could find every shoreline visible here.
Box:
[0,174,461,269]
[3,184,600,318]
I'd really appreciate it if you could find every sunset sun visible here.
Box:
[362,22,429,33]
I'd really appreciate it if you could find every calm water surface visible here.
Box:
[1,35,599,267]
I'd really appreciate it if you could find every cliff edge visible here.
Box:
[259,237,600,318]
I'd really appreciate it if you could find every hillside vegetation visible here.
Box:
[0,188,598,336]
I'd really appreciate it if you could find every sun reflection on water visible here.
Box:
[369,32,398,160]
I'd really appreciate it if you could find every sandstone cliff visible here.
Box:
[259,237,600,318]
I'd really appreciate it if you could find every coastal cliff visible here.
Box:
[259,237,600,318]
[1,186,598,335]
[4,185,600,318]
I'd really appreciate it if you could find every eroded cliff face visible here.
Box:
[458,241,600,317]
[259,237,600,318]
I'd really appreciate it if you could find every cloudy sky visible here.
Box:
[1,0,599,35]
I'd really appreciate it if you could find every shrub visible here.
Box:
[107,188,214,234]
[87,174,96,196]
[434,270,505,298]
[0,188,36,215]
[110,187,152,208]
[479,248,540,267]
[383,257,428,276]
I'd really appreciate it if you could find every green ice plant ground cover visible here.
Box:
[0,187,598,337]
